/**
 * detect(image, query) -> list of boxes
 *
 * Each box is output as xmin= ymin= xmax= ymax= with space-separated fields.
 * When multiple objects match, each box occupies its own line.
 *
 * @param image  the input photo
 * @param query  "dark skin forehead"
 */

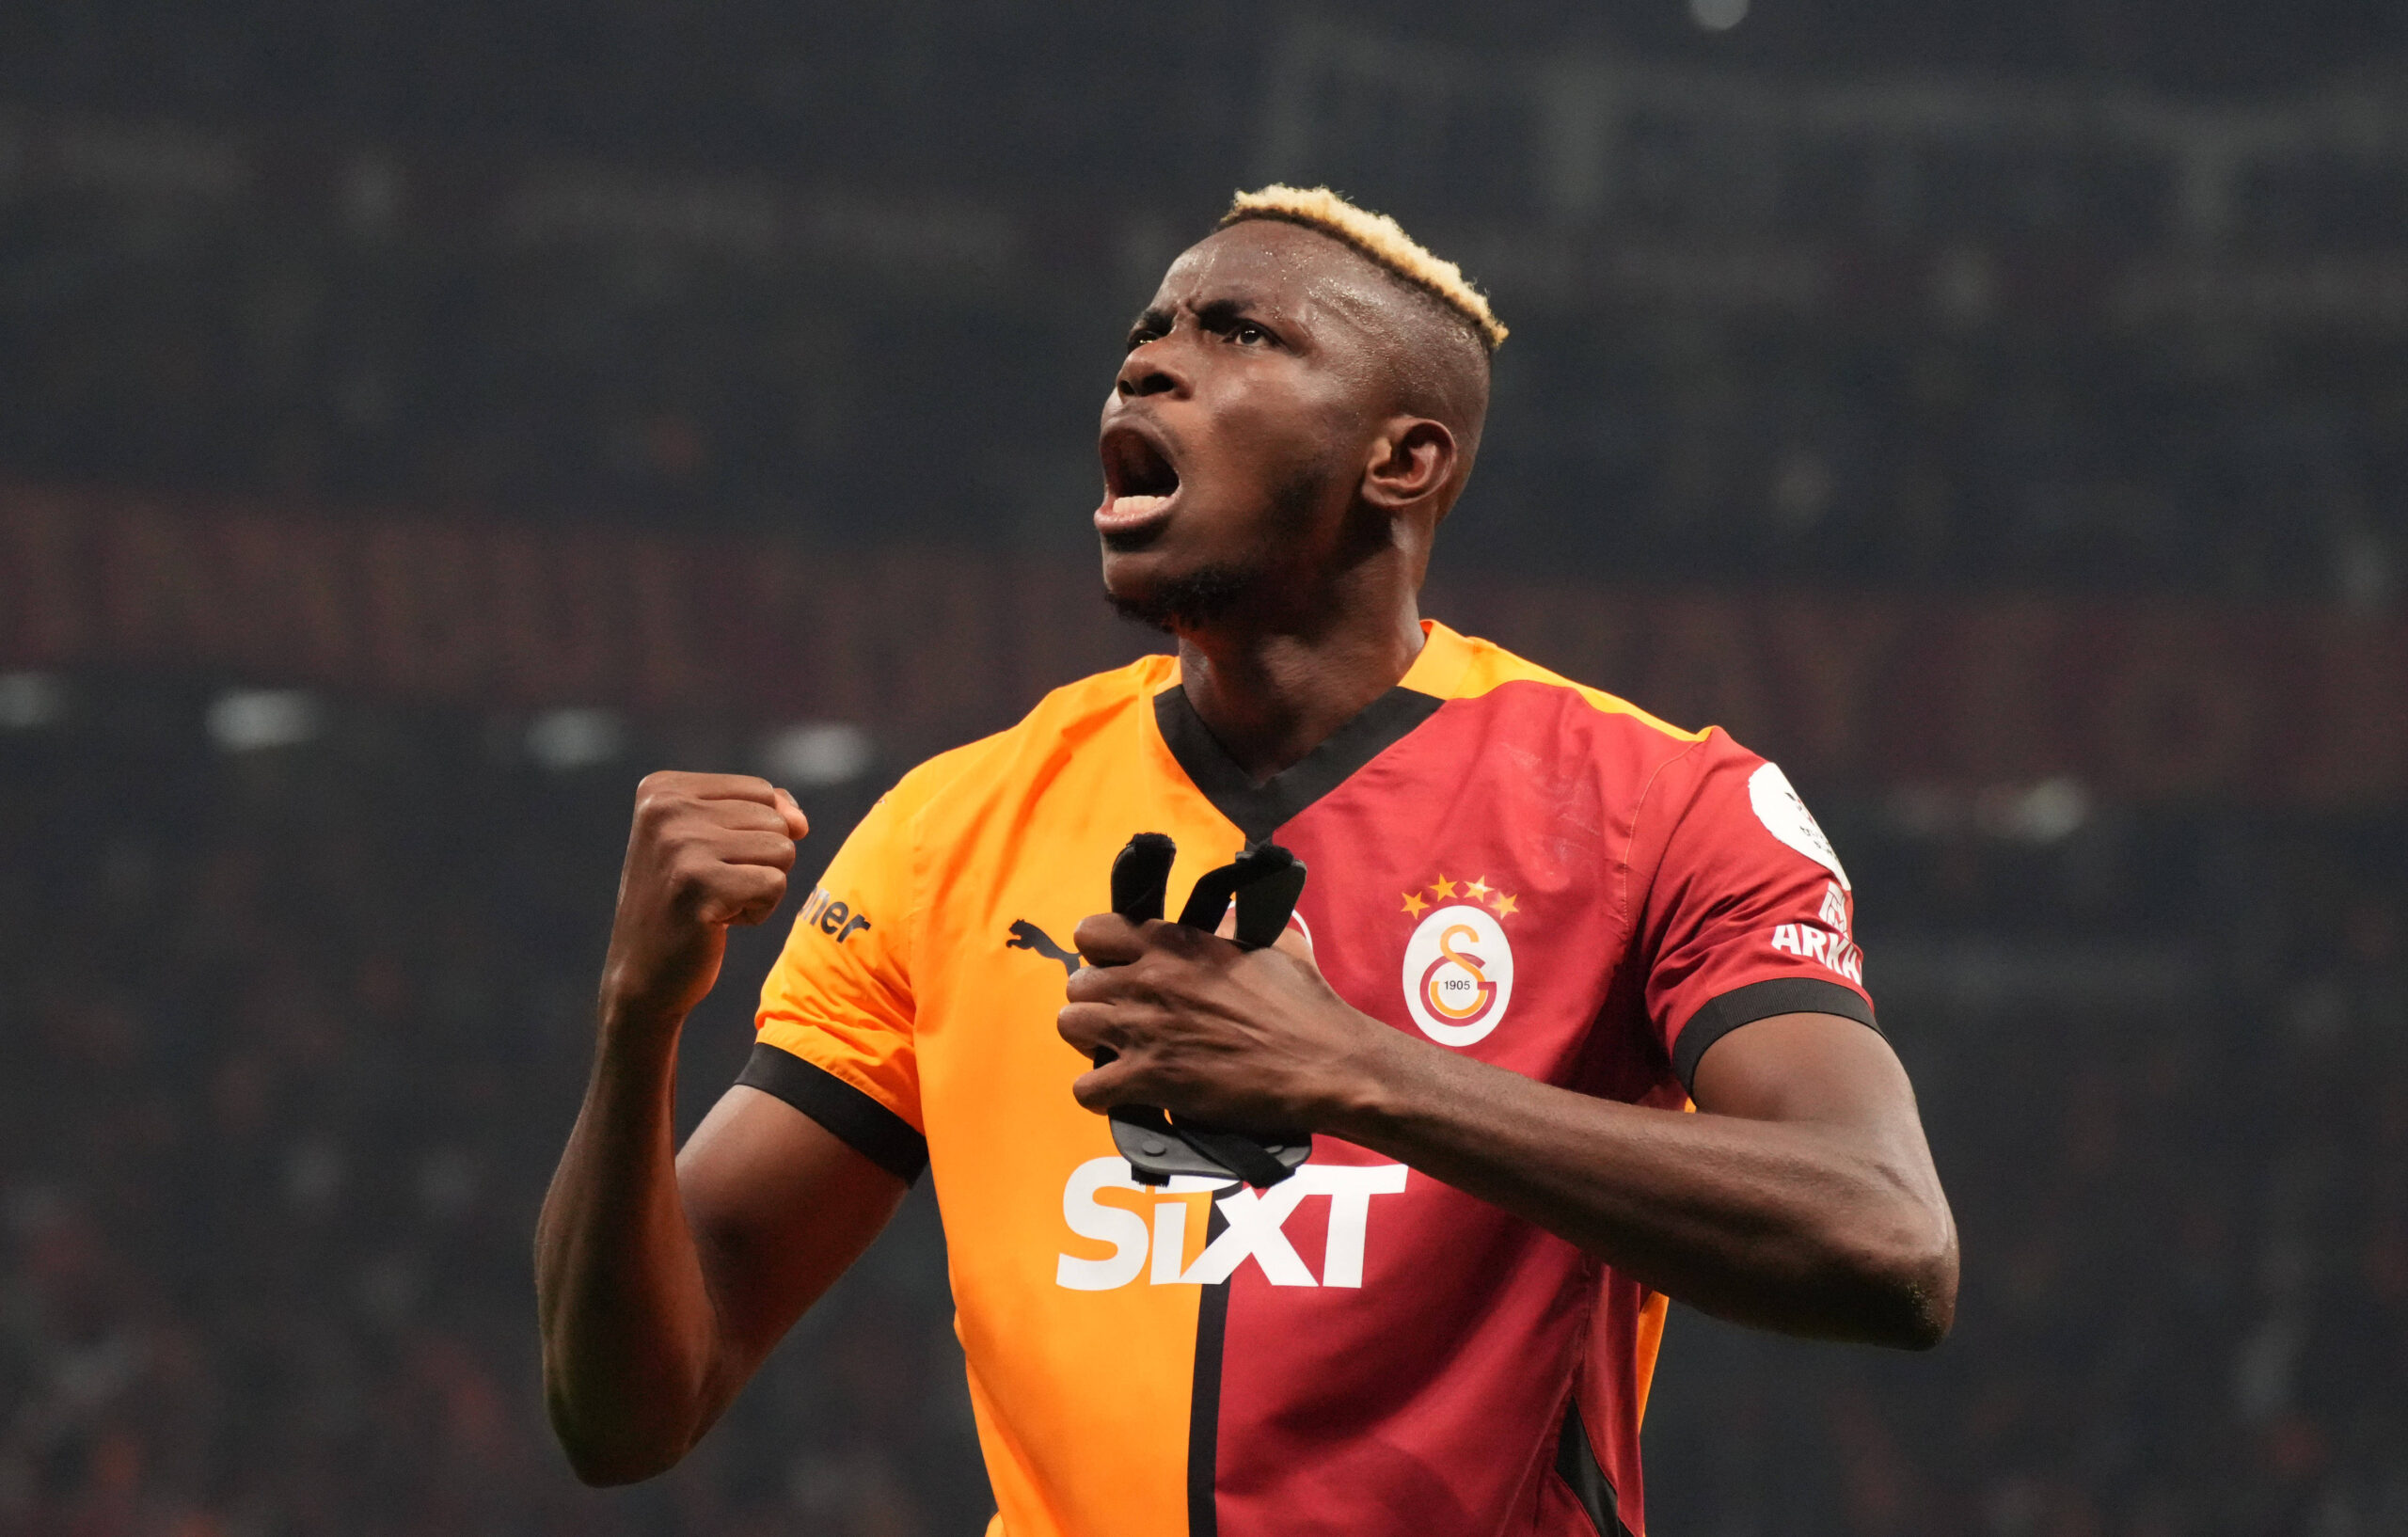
xmin=1131 ymin=219 xmax=1490 ymax=453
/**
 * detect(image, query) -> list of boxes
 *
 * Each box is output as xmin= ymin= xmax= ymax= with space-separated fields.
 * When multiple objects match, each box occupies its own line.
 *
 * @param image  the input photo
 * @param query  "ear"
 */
xmin=1359 ymin=418 xmax=1457 ymax=514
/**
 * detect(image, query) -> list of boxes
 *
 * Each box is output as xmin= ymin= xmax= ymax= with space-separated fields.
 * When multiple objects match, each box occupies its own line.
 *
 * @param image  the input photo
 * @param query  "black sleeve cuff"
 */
xmin=1671 ymin=977 xmax=1881 ymax=1094
xmin=737 ymin=1041 xmax=927 ymax=1186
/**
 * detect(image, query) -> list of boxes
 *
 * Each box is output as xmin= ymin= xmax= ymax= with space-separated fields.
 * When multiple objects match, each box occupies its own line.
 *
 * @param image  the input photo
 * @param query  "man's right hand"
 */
xmin=599 ymin=771 xmax=809 ymax=1032
xmin=544 ymin=770 xmax=893 ymax=1487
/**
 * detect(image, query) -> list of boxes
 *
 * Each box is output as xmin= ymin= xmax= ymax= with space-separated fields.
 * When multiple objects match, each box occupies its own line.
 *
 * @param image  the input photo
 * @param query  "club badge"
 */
xmin=1398 ymin=875 xmax=1517 ymax=1046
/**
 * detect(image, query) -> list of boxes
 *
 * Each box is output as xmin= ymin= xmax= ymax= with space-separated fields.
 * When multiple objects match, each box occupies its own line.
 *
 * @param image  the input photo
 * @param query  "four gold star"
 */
xmin=1402 ymin=876 xmax=1518 ymax=921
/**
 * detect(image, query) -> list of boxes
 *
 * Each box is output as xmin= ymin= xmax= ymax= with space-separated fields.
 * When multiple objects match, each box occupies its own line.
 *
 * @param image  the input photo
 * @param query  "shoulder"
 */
xmin=1429 ymin=624 xmax=1722 ymax=787
xmin=1439 ymin=626 xmax=1706 ymax=743
xmin=872 ymin=652 xmax=1179 ymax=832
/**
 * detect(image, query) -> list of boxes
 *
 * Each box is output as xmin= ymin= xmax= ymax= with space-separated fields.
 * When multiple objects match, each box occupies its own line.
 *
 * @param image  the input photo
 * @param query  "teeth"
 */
xmin=1110 ymin=494 xmax=1171 ymax=518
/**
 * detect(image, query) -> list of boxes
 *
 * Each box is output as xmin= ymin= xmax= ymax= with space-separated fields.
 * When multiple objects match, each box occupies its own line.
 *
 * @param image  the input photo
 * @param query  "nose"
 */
xmin=1114 ymin=336 xmax=1188 ymax=401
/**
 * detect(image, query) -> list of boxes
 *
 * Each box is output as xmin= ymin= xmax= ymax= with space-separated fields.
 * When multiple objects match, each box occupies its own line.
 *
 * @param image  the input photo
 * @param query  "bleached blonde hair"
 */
xmin=1219 ymin=184 xmax=1507 ymax=353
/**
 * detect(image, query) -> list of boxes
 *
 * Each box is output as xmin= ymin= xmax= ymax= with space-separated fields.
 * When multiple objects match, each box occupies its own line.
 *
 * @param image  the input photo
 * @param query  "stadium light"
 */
xmin=0 ymin=672 xmax=66 ymax=730
xmin=526 ymin=707 xmax=627 ymax=771
xmin=759 ymin=721 xmax=875 ymax=787
xmin=206 ymin=689 xmax=322 ymax=753
xmin=1976 ymin=778 xmax=2092 ymax=844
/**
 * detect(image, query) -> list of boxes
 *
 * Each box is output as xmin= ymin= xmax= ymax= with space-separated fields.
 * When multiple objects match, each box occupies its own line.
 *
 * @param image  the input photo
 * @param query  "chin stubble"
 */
xmin=1104 ymin=563 xmax=1256 ymax=634
xmin=1102 ymin=461 xmax=1330 ymax=635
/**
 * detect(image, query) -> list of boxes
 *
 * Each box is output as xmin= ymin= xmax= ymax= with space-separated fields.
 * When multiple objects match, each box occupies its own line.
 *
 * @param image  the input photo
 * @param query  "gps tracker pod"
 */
xmin=1090 ymin=833 xmax=1313 ymax=1188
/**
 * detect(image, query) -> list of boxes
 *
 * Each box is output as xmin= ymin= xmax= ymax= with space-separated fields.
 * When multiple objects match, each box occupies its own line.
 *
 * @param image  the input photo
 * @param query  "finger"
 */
xmin=713 ymin=830 xmax=800 ymax=870
xmin=639 ymin=769 xmax=780 ymax=807
xmin=729 ymin=890 xmax=786 ymax=927
xmin=1063 ymin=963 xmax=1125 ymax=1004
xmin=1071 ymin=912 xmax=1146 ymax=965
xmin=1069 ymin=1058 xmax=1139 ymax=1113
xmin=699 ymin=864 xmax=786 ymax=925
xmin=688 ymin=772 xmax=783 ymax=804
xmin=690 ymin=800 xmax=794 ymax=836
xmin=772 ymin=786 xmax=810 ymax=841
xmin=1055 ymin=1001 xmax=1115 ymax=1056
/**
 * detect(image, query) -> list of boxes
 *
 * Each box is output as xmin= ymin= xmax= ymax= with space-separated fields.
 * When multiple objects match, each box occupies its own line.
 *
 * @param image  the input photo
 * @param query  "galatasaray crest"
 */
xmin=1398 ymin=875 xmax=1518 ymax=1046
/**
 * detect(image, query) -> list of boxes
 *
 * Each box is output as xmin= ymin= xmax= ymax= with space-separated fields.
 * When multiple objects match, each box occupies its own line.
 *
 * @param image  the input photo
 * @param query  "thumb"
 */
xmin=772 ymin=786 xmax=810 ymax=841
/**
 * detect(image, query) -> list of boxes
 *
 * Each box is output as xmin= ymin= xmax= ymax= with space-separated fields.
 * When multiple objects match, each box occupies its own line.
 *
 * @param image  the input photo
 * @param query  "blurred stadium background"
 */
xmin=3 ymin=3 xmax=2406 ymax=1533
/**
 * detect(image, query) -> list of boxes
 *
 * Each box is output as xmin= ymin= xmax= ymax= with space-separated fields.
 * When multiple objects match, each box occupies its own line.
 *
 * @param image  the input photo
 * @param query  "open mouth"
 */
xmin=1097 ymin=421 xmax=1182 ymax=531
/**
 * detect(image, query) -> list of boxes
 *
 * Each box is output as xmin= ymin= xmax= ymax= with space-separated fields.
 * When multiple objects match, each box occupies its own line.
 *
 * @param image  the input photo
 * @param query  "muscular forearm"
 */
xmin=1058 ymin=920 xmax=1957 ymax=1347
xmin=1317 ymin=1025 xmax=1956 ymax=1348
xmin=535 ymin=1009 xmax=726 ymax=1484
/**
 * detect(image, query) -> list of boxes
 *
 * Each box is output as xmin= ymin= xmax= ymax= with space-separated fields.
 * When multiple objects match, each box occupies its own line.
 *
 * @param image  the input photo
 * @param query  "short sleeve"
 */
xmin=1634 ymin=735 xmax=1879 ymax=1093
xmin=743 ymin=787 xmax=927 ymax=1183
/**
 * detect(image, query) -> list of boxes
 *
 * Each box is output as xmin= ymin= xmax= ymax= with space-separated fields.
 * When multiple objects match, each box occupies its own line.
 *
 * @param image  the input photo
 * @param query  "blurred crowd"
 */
xmin=0 ymin=675 xmax=2401 ymax=1536
xmin=4 ymin=0 xmax=2405 ymax=604
xmin=0 ymin=680 xmax=983 ymax=1537
xmin=0 ymin=161 xmax=2400 ymax=601
xmin=1653 ymin=806 xmax=2408 ymax=1537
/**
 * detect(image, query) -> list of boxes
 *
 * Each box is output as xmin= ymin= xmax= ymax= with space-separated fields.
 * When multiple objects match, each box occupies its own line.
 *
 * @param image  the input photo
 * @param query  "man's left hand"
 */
xmin=1055 ymin=913 xmax=1391 ymax=1133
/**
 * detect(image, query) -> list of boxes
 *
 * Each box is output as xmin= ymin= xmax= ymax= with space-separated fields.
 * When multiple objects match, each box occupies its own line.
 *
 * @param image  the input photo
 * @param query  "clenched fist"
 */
xmin=599 ymin=771 xmax=809 ymax=1035
xmin=1056 ymin=913 xmax=1390 ymax=1137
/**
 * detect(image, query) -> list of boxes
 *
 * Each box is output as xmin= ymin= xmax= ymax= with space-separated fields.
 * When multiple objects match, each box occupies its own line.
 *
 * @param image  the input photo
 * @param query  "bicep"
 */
xmin=676 ymin=1084 xmax=909 ymax=1383
xmin=1687 ymin=1011 xmax=1927 ymax=1149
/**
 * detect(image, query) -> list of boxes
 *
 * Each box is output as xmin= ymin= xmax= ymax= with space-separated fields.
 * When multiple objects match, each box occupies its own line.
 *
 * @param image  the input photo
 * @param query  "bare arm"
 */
xmin=1058 ymin=919 xmax=1956 ymax=1349
xmin=534 ymin=772 xmax=907 ymax=1486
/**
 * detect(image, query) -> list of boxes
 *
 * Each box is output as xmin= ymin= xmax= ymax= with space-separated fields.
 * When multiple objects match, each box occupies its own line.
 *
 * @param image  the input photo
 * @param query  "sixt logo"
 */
xmin=1055 ymin=1157 xmax=1408 ymax=1291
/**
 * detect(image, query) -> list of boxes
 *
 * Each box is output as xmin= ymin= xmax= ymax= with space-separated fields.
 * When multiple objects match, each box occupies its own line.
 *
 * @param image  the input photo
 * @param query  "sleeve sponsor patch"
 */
xmin=1746 ymin=761 xmax=1850 ymax=891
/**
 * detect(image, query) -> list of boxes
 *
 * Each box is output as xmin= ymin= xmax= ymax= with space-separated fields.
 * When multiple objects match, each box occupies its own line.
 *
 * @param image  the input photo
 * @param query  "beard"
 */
xmin=1102 ymin=463 xmax=1331 ymax=635
xmin=1104 ymin=561 xmax=1259 ymax=634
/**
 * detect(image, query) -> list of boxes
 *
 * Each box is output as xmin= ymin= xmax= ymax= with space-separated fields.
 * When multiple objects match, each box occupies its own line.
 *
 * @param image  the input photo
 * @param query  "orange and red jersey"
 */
xmin=748 ymin=620 xmax=1877 ymax=1537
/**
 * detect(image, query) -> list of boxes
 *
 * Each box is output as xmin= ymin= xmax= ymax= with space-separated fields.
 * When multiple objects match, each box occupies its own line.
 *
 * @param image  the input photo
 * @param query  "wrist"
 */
xmin=1307 ymin=1016 xmax=1427 ymax=1144
xmin=594 ymin=988 xmax=689 ymax=1062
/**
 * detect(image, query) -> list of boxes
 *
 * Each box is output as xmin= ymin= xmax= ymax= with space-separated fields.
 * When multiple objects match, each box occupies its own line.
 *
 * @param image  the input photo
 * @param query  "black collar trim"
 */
xmin=1153 ymin=681 xmax=1446 ymax=844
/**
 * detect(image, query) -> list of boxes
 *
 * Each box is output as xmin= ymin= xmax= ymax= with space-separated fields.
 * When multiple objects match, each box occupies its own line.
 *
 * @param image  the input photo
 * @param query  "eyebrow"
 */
xmin=1127 ymin=294 xmax=1284 ymax=338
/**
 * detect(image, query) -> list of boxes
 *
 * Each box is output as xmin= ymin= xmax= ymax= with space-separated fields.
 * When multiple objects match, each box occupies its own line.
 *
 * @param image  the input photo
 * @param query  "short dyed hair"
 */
xmin=1219 ymin=184 xmax=1508 ymax=353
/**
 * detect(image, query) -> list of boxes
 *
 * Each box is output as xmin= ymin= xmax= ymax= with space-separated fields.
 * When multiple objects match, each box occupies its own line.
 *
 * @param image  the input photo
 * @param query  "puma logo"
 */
xmin=1006 ymin=920 xmax=1080 ymax=978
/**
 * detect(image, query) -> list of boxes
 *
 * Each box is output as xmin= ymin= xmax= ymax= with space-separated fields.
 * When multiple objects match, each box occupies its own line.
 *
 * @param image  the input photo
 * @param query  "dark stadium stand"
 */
xmin=2 ymin=10 xmax=2404 ymax=596
xmin=0 ymin=674 xmax=2400 ymax=1533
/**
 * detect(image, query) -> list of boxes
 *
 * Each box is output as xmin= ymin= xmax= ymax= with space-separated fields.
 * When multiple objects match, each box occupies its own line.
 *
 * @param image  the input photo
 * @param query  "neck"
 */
xmin=1174 ymin=584 xmax=1427 ymax=784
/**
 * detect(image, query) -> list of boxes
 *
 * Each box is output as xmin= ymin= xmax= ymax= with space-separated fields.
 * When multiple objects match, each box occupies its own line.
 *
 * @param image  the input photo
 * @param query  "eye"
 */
xmin=1230 ymin=323 xmax=1271 ymax=346
xmin=1125 ymin=326 xmax=1163 ymax=353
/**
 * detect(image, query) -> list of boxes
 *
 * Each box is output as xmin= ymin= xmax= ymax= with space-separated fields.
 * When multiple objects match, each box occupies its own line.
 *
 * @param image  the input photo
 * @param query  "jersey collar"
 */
xmin=1153 ymin=621 xmax=1466 ymax=845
